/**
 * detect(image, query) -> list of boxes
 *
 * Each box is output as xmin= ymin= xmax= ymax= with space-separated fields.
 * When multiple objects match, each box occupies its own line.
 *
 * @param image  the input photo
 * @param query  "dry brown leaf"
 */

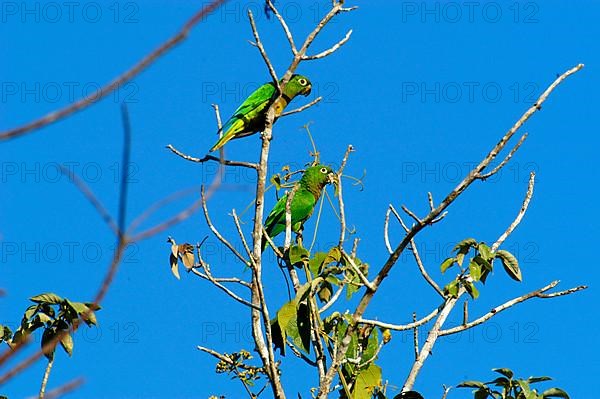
xmin=178 ymin=243 xmax=195 ymax=270
xmin=170 ymin=253 xmax=180 ymax=280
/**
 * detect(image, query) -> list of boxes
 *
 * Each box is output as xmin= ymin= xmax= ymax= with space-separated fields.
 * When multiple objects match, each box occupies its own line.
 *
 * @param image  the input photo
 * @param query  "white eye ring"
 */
xmin=299 ymin=78 xmax=308 ymax=86
xmin=320 ymin=167 xmax=328 ymax=173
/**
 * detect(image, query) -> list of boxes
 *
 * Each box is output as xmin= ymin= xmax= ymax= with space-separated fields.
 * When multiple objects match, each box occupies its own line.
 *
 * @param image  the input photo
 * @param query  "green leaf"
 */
xmin=0 ymin=325 xmax=12 ymax=342
xmin=492 ymin=368 xmax=514 ymax=379
xmin=275 ymin=301 xmax=311 ymax=354
xmin=480 ymin=269 xmax=491 ymax=285
xmin=36 ymin=313 xmax=53 ymax=325
xmin=317 ymin=282 xmax=333 ymax=303
xmin=495 ymin=250 xmax=522 ymax=282
xmin=469 ymin=261 xmax=482 ymax=281
xmin=361 ymin=329 xmax=380 ymax=366
xmin=478 ymin=242 xmax=493 ymax=261
xmin=474 ymin=255 xmax=493 ymax=272
xmin=325 ymin=247 xmax=342 ymax=265
xmin=270 ymin=318 xmax=285 ymax=355
xmin=270 ymin=174 xmax=282 ymax=190
xmin=486 ymin=377 xmax=510 ymax=387
xmin=457 ymin=381 xmax=487 ymax=389
xmin=541 ymin=388 xmax=570 ymax=398
xmin=352 ymin=364 xmax=382 ymax=399
xmin=440 ymin=257 xmax=456 ymax=273
xmin=289 ymin=245 xmax=310 ymax=267
xmin=41 ymin=328 xmax=56 ymax=360
xmin=325 ymin=275 xmax=341 ymax=286
xmin=291 ymin=303 xmax=311 ymax=354
xmin=517 ymin=379 xmax=532 ymax=396
xmin=23 ymin=304 xmax=38 ymax=321
xmin=444 ymin=279 xmax=460 ymax=298
xmin=59 ymin=332 xmax=73 ymax=356
xmin=454 ymin=238 xmax=477 ymax=267
xmin=465 ymin=281 xmax=480 ymax=299
xmin=309 ymin=252 xmax=327 ymax=276
xmin=475 ymin=389 xmax=491 ymax=399
xmin=527 ymin=377 xmax=552 ymax=384
xmin=454 ymin=238 xmax=478 ymax=252
xmin=30 ymin=293 xmax=63 ymax=305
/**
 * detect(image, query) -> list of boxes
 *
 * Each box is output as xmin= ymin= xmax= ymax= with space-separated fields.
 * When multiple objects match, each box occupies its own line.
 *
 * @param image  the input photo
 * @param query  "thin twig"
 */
xmin=201 ymin=187 xmax=249 ymax=265
xmin=166 ymin=144 xmax=258 ymax=169
xmin=342 ymin=250 xmax=374 ymax=291
xmin=128 ymin=186 xmax=200 ymax=233
xmin=0 ymin=0 xmax=228 ymax=141
xmin=391 ymin=205 xmax=444 ymax=297
xmin=58 ymin=165 xmax=119 ymax=235
xmin=191 ymin=269 xmax=258 ymax=309
xmin=280 ymin=96 xmax=323 ymax=117
xmin=267 ymin=0 xmax=297 ymax=54
xmin=38 ymin=358 xmax=54 ymax=399
xmin=232 ymin=209 xmax=255 ymax=263
xmin=359 ymin=306 xmax=440 ymax=331
xmin=439 ymin=281 xmax=587 ymax=336
xmin=492 ymin=172 xmax=536 ymax=252
xmin=248 ymin=10 xmax=280 ymax=88
xmin=478 ymin=133 xmax=528 ymax=180
xmin=384 ymin=208 xmax=393 ymax=255
xmin=302 ymin=30 xmax=353 ymax=60
xmin=412 ymin=312 xmax=419 ymax=361
xmin=318 ymin=64 xmax=584 ymax=398
xmin=43 ymin=377 xmax=85 ymax=399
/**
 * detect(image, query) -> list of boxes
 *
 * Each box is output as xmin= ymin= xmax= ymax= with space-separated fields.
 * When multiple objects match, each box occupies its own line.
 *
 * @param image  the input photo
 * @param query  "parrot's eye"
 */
xmin=320 ymin=167 xmax=328 ymax=174
xmin=298 ymin=78 xmax=308 ymax=86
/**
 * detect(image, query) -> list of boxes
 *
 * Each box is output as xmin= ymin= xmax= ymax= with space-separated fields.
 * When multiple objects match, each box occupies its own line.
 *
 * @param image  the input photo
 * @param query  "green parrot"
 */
xmin=210 ymin=74 xmax=312 ymax=152
xmin=262 ymin=164 xmax=336 ymax=252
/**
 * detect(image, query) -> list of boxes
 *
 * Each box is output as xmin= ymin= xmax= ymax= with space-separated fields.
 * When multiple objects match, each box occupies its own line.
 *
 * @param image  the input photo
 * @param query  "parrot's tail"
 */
xmin=209 ymin=133 xmax=232 ymax=152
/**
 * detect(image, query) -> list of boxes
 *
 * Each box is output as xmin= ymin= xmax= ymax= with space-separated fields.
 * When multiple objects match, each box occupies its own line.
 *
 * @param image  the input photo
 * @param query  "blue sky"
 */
xmin=1 ymin=0 xmax=598 ymax=398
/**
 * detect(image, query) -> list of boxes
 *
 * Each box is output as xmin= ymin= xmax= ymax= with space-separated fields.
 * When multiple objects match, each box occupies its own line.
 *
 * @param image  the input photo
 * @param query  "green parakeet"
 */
xmin=210 ymin=74 xmax=312 ymax=152
xmin=262 ymin=165 xmax=336 ymax=252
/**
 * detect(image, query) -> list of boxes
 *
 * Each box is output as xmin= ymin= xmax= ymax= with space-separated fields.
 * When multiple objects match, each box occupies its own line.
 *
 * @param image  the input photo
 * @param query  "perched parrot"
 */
xmin=262 ymin=165 xmax=336 ymax=251
xmin=210 ymin=74 xmax=312 ymax=152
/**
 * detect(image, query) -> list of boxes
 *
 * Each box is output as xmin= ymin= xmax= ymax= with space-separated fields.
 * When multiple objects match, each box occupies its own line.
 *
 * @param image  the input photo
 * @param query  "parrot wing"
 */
xmin=210 ymin=83 xmax=276 ymax=152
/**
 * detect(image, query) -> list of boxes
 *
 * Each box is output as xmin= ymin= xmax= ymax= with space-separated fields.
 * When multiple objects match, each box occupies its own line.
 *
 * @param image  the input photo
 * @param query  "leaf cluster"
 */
xmin=458 ymin=368 xmax=570 ymax=399
xmin=441 ymin=239 xmax=522 ymax=300
xmin=0 ymin=293 xmax=100 ymax=360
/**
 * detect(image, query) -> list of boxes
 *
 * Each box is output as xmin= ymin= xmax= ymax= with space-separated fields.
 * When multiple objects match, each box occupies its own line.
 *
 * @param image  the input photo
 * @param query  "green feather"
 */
xmin=262 ymin=165 xmax=335 ymax=252
xmin=210 ymin=74 xmax=312 ymax=152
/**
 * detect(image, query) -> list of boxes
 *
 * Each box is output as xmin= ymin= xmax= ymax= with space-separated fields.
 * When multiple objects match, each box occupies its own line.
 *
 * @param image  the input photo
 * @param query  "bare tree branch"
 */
xmin=492 ymin=172 xmax=536 ymax=252
xmin=0 ymin=0 xmax=228 ymax=141
xmin=280 ymin=96 xmax=323 ymax=117
xmin=166 ymin=144 xmax=258 ymax=169
xmin=439 ymin=281 xmax=587 ymax=336
xmin=317 ymin=64 xmax=585 ymax=398
xmin=302 ymin=30 xmax=353 ymax=60
xmin=479 ymin=132 xmax=528 ymax=180
xmin=359 ymin=306 xmax=440 ymax=331
xmin=248 ymin=10 xmax=280 ymax=88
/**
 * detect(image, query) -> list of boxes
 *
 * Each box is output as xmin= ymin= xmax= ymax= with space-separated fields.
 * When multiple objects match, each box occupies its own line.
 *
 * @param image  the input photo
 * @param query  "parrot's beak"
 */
xmin=328 ymin=172 xmax=339 ymax=188
xmin=330 ymin=173 xmax=340 ymax=196
xmin=303 ymin=84 xmax=312 ymax=96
